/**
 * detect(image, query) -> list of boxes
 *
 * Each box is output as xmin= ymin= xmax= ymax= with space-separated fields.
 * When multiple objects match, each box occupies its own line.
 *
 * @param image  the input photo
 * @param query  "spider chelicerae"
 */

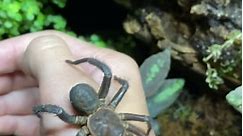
xmin=33 ymin=58 xmax=151 ymax=136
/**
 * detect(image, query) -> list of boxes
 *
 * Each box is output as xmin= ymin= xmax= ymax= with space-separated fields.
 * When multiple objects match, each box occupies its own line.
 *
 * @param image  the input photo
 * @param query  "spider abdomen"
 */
xmin=88 ymin=108 xmax=125 ymax=136
xmin=70 ymin=83 xmax=100 ymax=114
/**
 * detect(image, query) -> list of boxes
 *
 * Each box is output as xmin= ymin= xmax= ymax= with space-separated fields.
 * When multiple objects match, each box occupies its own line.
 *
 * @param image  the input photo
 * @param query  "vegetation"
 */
xmin=226 ymin=86 xmax=242 ymax=113
xmin=203 ymin=30 xmax=242 ymax=89
xmin=0 ymin=0 xmax=137 ymax=54
xmin=140 ymin=48 xmax=185 ymax=135
xmin=0 ymin=0 xmax=68 ymax=39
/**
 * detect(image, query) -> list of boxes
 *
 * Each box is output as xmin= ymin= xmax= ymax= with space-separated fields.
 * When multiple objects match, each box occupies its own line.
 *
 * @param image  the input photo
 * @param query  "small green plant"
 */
xmin=226 ymin=86 xmax=242 ymax=113
xmin=79 ymin=34 xmax=136 ymax=55
xmin=140 ymin=48 xmax=185 ymax=135
xmin=0 ymin=1 xmax=137 ymax=54
xmin=0 ymin=0 xmax=67 ymax=39
xmin=80 ymin=34 xmax=111 ymax=48
xmin=203 ymin=30 xmax=242 ymax=89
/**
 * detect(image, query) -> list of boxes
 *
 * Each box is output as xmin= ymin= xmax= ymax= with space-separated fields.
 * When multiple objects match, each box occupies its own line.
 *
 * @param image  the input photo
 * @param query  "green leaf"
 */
xmin=205 ymin=66 xmax=224 ymax=90
xmin=140 ymin=48 xmax=171 ymax=97
xmin=0 ymin=10 xmax=7 ymax=18
xmin=147 ymin=79 xmax=185 ymax=117
xmin=0 ymin=0 xmax=68 ymax=39
xmin=226 ymin=30 xmax=242 ymax=40
xmin=150 ymin=119 xmax=161 ymax=136
xmin=7 ymin=1 xmax=21 ymax=13
xmin=22 ymin=0 xmax=41 ymax=21
xmin=4 ymin=21 xmax=12 ymax=28
xmin=46 ymin=15 xmax=66 ymax=30
xmin=6 ymin=1 xmax=21 ymax=19
xmin=31 ymin=13 xmax=45 ymax=31
xmin=89 ymin=34 xmax=108 ymax=48
xmin=90 ymin=34 xmax=101 ymax=42
xmin=51 ymin=0 xmax=67 ymax=8
xmin=226 ymin=86 xmax=242 ymax=113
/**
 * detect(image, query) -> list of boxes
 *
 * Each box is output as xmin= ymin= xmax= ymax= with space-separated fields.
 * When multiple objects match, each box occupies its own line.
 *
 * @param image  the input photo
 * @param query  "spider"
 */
xmin=33 ymin=58 xmax=151 ymax=136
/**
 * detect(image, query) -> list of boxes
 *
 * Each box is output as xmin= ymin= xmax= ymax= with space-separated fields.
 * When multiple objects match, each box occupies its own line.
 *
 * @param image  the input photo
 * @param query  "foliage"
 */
xmin=0 ymin=0 xmax=67 ymax=39
xmin=140 ymin=48 xmax=185 ymax=135
xmin=226 ymin=86 xmax=242 ymax=113
xmin=158 ymin=94 xmax=242 ymax=136
xmin=203 ymin=30 xmax=242 ymax=89
xmin=79 ymin=34 xmax=136 ymax=56
xmin=88 ymin=34 xmax=108 ymax=48
xmin=50 ymin=0 xmax=67 ymax=8
xmin=0 ymin=0 xmax=137 ymax=54
xmin=77 ymin=34 xmax=109 ymax=48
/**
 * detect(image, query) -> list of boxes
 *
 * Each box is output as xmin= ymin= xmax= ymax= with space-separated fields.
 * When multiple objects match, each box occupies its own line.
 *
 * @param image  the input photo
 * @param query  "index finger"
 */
xmin=0 ymin=30 xmax=91 ymax=74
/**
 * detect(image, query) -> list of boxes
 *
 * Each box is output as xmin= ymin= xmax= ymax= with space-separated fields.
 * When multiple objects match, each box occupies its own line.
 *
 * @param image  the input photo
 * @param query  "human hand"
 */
xmin=0 ymin=30 xmax=152 ymax=136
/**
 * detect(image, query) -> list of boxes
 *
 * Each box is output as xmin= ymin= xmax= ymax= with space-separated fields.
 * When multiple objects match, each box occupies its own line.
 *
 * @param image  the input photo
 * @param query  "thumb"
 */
xmin=22 ymin=35 xmax=98 ymax=135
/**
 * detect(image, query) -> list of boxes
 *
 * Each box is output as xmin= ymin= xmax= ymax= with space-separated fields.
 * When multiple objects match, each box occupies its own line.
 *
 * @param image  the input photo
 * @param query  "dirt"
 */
xmin=157 ymin=91 xmax=242 ymax=136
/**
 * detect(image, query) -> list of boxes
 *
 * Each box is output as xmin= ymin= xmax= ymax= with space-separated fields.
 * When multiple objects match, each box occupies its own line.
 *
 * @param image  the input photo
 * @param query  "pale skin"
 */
xmin=0 ymin=30 xmax=154 ymax=136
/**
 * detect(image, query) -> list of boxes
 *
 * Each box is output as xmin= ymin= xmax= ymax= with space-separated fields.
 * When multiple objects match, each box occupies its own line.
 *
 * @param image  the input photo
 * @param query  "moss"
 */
xmin=0 ymin=0 xmax=67 ymax=39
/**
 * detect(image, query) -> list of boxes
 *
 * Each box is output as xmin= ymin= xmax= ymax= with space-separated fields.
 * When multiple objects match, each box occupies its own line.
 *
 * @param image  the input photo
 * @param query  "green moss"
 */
xmin=0 ymin=0 xmax=67 ymax=39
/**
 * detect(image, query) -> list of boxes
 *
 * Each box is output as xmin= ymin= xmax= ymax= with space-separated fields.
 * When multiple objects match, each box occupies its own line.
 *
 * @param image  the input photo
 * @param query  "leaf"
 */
xmin=147 ymin=79 xmax=185 ymax=117
xmin=226 ymin=86 xmax=242 ymax=113
xmin=150 ymin=119 xmax=161 ymax=136
xmin=46 ymin=15 xmax=66 ymax=30
xmin=31 ymin=13 xmax=45 ymax=31
xmin=51 ymin=0 xmax=67 ymax=8
xmin=6 ymin=1 xmax=21 ymax=17
xmin=89 ymin=34 xmax=108 ymax=48
xmin=22 ymin=0 xmax=41 ymax=21
xmin=140 ymin=48 xmax=171 ymax=97
xmin=4 ymin=21 xmax=12 ymax=28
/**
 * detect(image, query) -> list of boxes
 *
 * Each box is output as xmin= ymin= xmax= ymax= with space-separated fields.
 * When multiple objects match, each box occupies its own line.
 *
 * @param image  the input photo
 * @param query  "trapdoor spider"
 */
xmin=33 ymin=58 xmax=151 ymax=136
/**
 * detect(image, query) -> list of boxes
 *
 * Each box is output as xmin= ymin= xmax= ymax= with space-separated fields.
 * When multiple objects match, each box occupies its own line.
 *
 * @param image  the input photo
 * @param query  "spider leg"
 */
xmin=119 ymin=113 xmax=152 ymax=135
xmin=76 ymin=126 xmax=89 ymax=136
xmin=66 ymin=58 xmax=112 ymax=99
xmin=109 ymin=76 xmax=129 ymax=108
xmin=33 ymin=104 xmax=87 ymax=125
xmin=123 ymin=122 xmax=147 ymax=136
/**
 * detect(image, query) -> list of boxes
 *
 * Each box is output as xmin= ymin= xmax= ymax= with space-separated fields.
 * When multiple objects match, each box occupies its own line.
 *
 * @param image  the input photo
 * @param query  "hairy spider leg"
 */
xmin=109 ymin=76 xmax=129 ymax=108
xmin=119 ymin=113 xmax=152 ymax=135
xmin=33 ymin=104 xmax=87 ymax=125
xmin=76 ymin=126 xmax=89 ymax=136
xmin=123 ymin=122 xmax=147 ymax=136
xmin=66 ymin=58 xmax=112 ymax=99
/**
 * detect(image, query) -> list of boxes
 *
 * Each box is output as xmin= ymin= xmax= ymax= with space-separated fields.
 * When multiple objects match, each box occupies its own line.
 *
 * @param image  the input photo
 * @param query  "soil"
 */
xmin=157 ymin=90 xmax=242 ymax=136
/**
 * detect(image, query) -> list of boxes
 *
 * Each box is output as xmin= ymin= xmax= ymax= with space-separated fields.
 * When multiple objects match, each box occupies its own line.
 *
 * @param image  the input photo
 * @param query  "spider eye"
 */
xmin=70 ymin=83 xmax=99 ymax=114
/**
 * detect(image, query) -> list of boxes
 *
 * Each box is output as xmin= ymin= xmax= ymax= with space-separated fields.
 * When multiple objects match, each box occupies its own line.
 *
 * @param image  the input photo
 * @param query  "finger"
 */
xmin=23 ymin=35 xmax=147 ymax=113
xmin=0 ymin=72 xmax=37 ymax=95
xmin=0 ymin=30 xmax=93 ymax=74
xmin=23 ymin=35 xmax=99 ymax=133
xmin=22 ymin=32 xmax=149 ymax=132
xmin=1 ymin=31 xmax=151 ymax=134
xmin=0 ymin=115 xmax=40 ymax=136
xmin=0 ymin=87 xmax=39 ymax=116
xmin=42 ymin=128 xmax=79 ymax=136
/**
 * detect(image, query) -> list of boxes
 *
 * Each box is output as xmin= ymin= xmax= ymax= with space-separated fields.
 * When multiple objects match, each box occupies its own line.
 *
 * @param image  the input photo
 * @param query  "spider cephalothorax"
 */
xmin=33 ymin=58 xmax=151 ymax=136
